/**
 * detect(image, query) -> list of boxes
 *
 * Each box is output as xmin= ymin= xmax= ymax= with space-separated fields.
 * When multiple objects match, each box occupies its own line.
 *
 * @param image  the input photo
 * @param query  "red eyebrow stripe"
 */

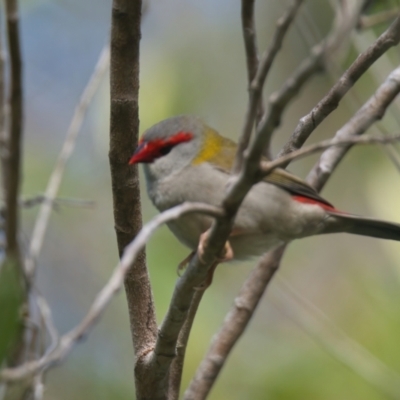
xmin=165 ymin=131 xmax=193 ymax=145
xmin=292 ymin=195 xmax=337 ymax=211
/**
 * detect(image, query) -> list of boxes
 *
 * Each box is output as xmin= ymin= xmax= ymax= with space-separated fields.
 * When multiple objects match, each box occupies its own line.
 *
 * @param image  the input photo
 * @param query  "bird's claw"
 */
xmin=197 ymin=230 xmax=234 ymax=264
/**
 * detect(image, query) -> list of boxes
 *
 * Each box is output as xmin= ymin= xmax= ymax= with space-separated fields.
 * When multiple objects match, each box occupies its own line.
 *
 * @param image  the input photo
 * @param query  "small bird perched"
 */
xmin=129 ymin=115 xmax=400 ymax=267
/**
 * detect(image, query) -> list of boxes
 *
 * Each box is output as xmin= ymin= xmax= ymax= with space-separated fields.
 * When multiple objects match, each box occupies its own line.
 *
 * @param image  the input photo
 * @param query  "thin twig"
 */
xmin=307 ymin=65 xmax=400 ymax=191
xmin=260 ymin=133 xmax=400 ymax=178
xmin=241 ymin=0 xmax=264 ymax=124
xmin=234 ymin=0 xmax=304 ymax=172
xmin=25 ymin=45 xmax=109 ymax=280
xmin=0 ymin=202 xmax=223 ymax=382
xmin=245 ymin=1 xmax=364 ymax=172
xmin=279 ymin=14 xmax=400 ymax=158
xmin=358 ymin=8 xmax=400 ymax=30
xmin=22 ymin=196 xmax=94 ymax=210
xmin=169 ymin=290 xmax=205 ymax=400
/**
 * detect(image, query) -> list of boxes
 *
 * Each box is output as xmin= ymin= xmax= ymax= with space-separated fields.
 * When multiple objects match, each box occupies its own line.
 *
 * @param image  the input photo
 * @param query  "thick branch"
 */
xmin=4 ymin=0 xmax=22 ymax=257
xmin=0 ymin=10 xmax=6 ymax=190
xmin=109 ymin=1 xmax=158 ymax=398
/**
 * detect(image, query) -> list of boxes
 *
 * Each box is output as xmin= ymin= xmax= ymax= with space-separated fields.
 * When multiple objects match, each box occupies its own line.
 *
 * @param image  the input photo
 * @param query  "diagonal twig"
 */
xmin=234 ymin=0 xmax=304 ymax=172
xmin=25 ymin=45 xmax=109 ymax=280
xmin=279 ymin=13 xmax=400 ymax=158
xmin=307 ymin=65 xmax=400 ymax=190
xmin=0 ymin=202 xmax=223 ymax=382
xmin=259 ymin=132 xmax=400 ymax=178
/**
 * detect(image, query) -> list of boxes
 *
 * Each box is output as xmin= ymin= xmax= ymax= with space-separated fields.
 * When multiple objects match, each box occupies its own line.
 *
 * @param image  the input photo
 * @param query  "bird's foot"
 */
xmin=197 ymin=230 xmax=234 ymax=264
xmin=192 ymin=230 xmax=234 ymax=290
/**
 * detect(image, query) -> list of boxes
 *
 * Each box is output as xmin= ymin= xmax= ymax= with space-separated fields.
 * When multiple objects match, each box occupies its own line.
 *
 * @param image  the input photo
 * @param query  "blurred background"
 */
xmin=4 ymin=0 xmax=400 ymax=398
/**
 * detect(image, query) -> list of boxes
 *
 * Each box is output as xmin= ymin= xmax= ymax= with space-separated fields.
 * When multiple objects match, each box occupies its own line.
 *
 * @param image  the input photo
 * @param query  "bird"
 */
xmin=129 ymin=115 xmax=400 ymax=279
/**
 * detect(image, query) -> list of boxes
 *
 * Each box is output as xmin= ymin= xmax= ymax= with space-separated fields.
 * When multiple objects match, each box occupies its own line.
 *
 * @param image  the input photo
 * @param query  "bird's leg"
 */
xmin=177 ymin=251 xmax=195 ymax=276
xmin=197 ymin=229 xmax=234 ymax=264
xmin=192 ymin=229 xmax=235 ymax=290
xmin=178 ymin=229 xmax=236 ymax=289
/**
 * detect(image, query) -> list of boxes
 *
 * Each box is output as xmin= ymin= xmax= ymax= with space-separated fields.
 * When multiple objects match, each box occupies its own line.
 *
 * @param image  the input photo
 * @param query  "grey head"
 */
xmin=130 ymin=115 xmax=205 ymax=185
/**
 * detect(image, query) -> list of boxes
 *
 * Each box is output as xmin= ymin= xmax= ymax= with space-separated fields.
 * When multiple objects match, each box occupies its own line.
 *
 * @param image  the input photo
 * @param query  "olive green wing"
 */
xmin=202 ymin=129 xmax=333 ymax=207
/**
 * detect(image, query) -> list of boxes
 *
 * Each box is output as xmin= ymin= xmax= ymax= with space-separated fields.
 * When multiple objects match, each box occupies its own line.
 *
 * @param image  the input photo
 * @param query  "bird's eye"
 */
xmin=159 ymin=145 xmax=174 ymax=156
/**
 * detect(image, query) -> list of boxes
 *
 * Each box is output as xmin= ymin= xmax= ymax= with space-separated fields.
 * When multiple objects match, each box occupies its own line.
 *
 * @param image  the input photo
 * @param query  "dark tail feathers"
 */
xmin=326 ymin=212 xmax=400 ymax=241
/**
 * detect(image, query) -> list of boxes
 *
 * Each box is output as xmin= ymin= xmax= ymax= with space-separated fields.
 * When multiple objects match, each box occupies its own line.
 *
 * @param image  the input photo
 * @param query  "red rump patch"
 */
xmin=129 ymin=131 xmax=193 ymax=164
xmin=292 ymin=195 xmax=337 ymax=212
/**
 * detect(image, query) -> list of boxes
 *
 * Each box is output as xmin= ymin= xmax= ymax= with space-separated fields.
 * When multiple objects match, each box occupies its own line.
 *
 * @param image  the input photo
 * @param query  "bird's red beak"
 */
xmin=129 ymin=141 xmax=151 ymax=164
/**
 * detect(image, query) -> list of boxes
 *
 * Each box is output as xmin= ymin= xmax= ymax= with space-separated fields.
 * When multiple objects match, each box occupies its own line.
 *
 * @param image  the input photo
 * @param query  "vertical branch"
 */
xmin=109 ymin=0 xmax=157 ymax=396
xmin=0 ymin=7 xmax=7 ymax=188
xmin=234 ymin=0 xmax=304 ymax=172
xmin=4 ymin=0 xmax=23 ymax=258
xmin=241 ymin=0 xmax=264 ymax=123
xmin=168 ymin=290 xmax=205 ymax=400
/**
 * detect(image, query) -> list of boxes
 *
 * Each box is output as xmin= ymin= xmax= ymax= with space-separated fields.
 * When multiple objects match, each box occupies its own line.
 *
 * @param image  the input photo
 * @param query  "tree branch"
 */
xmin=241 ymin=0 xmax=264 ymax=124
xmin=184 ymin=246 xmax=286 ymax=400
xmin=0 ymin=203 xmax=223 ymax=383
xmin=234 ymin=0 xmax=304 ymax=171
xmin=25 ymin=45 xmax=109 ymax=280
xmin=0 ymin=7 xmax=7 ymax=191
xmin=168 ymin=290 xmax=205 ymax=400
xmin=109 ymin=2 xmax=159 ymax=398
xmin=4 ymin=0 xmax=22 ymax=259
xmin=279 ymin=13 xmax=400 ymax=158
xmin=307 ymin=65 xmax=400 ymax=191
xmin=259 ymin=132 xmax=400 ymax=178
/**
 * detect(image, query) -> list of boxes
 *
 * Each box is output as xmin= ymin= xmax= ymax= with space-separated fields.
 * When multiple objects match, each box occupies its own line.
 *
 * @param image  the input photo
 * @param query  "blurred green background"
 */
xmin=7 ymin=0 xmax=400 ymax=398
